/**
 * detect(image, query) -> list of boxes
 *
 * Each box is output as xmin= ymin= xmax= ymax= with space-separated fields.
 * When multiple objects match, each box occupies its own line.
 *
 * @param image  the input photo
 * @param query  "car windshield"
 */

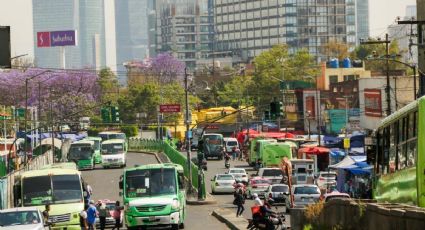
xmin=0 ymin=211 xmax=41 ymax=226
xmin=125 ymin=168 xmax=177 ymax=198
xmin=272 ymin=185 xmax=289 ymax=192
xmin=23 ymin=174 xmax=82 ymax=206
xmin=102 ymin=143 xmax=124 ymax=155
xmin=252 ymin=179 xmax=270 ymax=185
xmin=294 ymin=186 xmax=320 ymax=195
xmin=68 ymin=144 xmax=93 ymax=160
xmin=230 ymin=169 xmax=245 ymax=174
xmin=227 ymin=141 xmax=238 ymax=146
xmin=217 ymin=175 xmax=233 ymax=180
xmin=262 ymin=170 xmax=282 ymax=177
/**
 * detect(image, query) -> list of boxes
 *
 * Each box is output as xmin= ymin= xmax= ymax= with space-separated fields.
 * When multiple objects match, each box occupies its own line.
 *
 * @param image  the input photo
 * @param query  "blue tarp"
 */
xmin=330 ymin=149 xmax=346 ymax=158
xmin=324 ymin=136 xmax=342 ymax=148
xmin=350 ymin=135 xmax=365 ymax=148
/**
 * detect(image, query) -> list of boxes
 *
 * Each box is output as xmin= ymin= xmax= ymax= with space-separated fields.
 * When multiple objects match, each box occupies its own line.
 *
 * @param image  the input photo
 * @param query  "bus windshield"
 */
xmin=23 ymin=174 xmax=82 ymax=206
xmin=68 ymin=145 xmax=93 ymax=160
xmin=102 ymin=143 xmax=124 ymax=155
xmin=125 ymin=168 xmax=176 ymax=198
xmin=109 ymin=133 xmax=126 ymax=140
xmin=92 ymin=140 xmax=100 ymax=151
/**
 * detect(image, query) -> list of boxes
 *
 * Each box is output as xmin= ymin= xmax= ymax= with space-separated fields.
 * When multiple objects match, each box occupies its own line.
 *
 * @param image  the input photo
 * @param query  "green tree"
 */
xmin=98 ymin=68 xmax=119 ymax=104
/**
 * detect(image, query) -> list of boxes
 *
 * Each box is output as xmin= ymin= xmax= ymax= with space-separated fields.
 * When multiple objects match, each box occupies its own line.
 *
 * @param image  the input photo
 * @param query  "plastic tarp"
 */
xmin=324 ymin=136 xmax=342 ymax=148
xmin=329 ymin=155 xmax=355 ymax=169
xmin=330 ymin=149 xmax=346 ymax=158
xmin=38 ymin=138 xmax=62 ymax=150
xmin=350 ymin=135 xmax=365 ymax=148
xmin=298 ymin=146 xmax=330 ymax=155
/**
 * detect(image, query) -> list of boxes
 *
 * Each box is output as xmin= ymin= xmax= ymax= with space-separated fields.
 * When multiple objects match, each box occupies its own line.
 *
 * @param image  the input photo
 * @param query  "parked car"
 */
xmin=257 ymin=168 xmax=283 ymax=184
xmin=291 ymin=184 xmax=321 ymax=207
xmin=266 ymin=184 xmax=290 ymax=206
xmin=223 ymin=137 xmax=240 ymax=153
xmin=316 ymin=171 xmax=337 ymax=189
xmin=211 ymin=174 xmax=236 ymax=194
xmin=95 ymin=200 xmax=123 ymax=229
xmin=227 ymin=168 xmax=248 ymax=183
xmin=246 ymin=177 xmax=271 ymax=199
xmin=322 ymin=191 xmax=350 ymax=202
xmin=0 ymin=207 xmax=49 ymax=229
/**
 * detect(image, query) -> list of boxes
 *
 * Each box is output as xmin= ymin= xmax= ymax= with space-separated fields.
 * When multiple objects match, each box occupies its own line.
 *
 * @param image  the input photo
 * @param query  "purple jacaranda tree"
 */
xmin=0 ymin=68 xmax=100 ymax=121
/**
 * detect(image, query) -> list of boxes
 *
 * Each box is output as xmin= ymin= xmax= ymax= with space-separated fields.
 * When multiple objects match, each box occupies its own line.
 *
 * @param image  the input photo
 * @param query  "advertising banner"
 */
xmin=37 ymin=30 xmax=77 ymax=47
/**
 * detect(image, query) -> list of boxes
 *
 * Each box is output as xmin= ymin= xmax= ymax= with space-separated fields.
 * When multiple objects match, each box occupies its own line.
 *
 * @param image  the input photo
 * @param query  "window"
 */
xmin=329 ymin=75 xmax=338 ymax=84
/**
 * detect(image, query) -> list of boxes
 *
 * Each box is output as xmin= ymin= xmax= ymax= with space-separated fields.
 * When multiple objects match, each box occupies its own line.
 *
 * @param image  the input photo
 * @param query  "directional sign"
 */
xmin=159 ymin=104 xmax=181 ymax=113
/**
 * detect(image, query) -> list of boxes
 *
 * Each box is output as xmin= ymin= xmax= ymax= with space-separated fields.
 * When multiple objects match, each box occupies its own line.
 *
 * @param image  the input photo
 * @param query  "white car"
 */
xmin=223 ymin=137 xmax=240 ymax=153
xmin=292 ymin=184 xmax=321 ymax=207
xmin=316 ymin=171 xmax=337 ymax=189
xmin=257 ymin=168 xmax=283 ymax=184
xmin=0 ymin=207 xmax=49 ymax=229
xmin=266 ymin=184 xmax=290 ymax=206
xmin=228 ymin=168 xmax=248 ymax=183
xmin=211 ymin=174 xmax=236 ymax=194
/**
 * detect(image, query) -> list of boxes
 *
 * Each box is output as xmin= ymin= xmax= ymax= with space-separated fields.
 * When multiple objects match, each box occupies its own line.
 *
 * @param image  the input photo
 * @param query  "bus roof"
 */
xmin=379 ymin=98 xmax=419 ymax=128
xmin=20 ymin=167 xmax=81 ymax=178
xmin=102 ymin=139 xmax=126 ymax=144
xmin=41 ymin=162 xmax=78 ymax=170
xmin=99 ymin=131 xmax=125 ymax=135
xmin=125 ymin=163 xmax=182 ymax=172
xmin=72 ymin=140 xmax=94 ymax=145
xmin=85 ymin=136 xmax=102 ymax=141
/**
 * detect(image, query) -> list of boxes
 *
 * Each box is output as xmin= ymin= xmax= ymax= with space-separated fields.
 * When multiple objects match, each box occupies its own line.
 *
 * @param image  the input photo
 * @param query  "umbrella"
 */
xmin=298 ymin=146 xmax=330 ymax=155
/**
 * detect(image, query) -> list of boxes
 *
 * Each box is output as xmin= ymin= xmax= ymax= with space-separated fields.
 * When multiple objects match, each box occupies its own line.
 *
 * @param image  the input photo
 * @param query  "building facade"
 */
xmin=155 ymin=0 xmax=213 ymax=69
xmin=355 ymin=0 xmax=369 ymax=42
xmin=33 ymin=0 xmax=116 ymax=70
xmin=318 ymin=61 xmax=371 ymax=90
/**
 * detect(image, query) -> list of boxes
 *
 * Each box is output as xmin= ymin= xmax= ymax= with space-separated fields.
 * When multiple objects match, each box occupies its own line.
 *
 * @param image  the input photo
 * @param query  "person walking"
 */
xmin=80 ymin=205 xmax=89 ymax=230
xmin=86 ymin=200 xmax=98 ymax=230
xmin=112 ymin=201 xmax=123 ymax=230
xmin=42 ymin=204 xmax=50 ymax=224
xmin=235 ymin=189 xmax=245 ymax=217
xmin=97 ymin=200 xmax=109 ymax=230
xmin=231 ymin=147 xmax=237 ymax=161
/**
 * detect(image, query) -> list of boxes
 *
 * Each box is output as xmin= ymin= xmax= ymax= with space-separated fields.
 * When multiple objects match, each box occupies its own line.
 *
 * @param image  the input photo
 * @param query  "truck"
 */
xmin=14 ymin=166 xmax=85 ymax=229
xmin=248 ymin=138 xmax=277 ymax=166
xmin=119 ymin=163 xmax=186 ymax=230
xmin=262 ymin=142 xmax=292 ymax=168
xmin=67 ymin=140 xmax=96 ymax=170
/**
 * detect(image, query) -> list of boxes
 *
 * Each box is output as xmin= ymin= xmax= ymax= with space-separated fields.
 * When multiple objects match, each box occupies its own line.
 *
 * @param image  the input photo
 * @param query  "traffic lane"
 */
xmin=186 ymin=205 xmax=229 ymax=230
xmin=81 ymin=152 xmax=158 ymax=202
xmin=203 ymin=157 xmax=290 ymax=225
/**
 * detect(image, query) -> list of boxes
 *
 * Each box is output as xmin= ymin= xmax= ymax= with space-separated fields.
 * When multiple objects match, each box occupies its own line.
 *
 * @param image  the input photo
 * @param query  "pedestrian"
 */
xmin=80 ymin=205 xmax=89 ymax=230
xmin=42 ymin=204 xmax=50 ymax=224
xmin=86 ymin=200 xmax=98 ymax=230
xmin=231 ymin=147 xmax=237 ymax=161
xmin=235 ymin=189 xmax=245 ymax=217
xmin=112 ymin=201 xmax=123 ymax=230
xmin=252 ymin=193 xmax=263 ymax=206
xmin=97 ymin=200 xmax=109 ymax=230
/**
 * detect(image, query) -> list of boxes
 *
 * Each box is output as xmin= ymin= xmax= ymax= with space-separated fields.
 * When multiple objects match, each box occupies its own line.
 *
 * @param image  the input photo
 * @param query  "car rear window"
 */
xmin=294 ymin=186 xmax=320 ymax=194
xmin=326 ymin=195 xmax=350 ymax=202
xmin=217 ymin=175 xmax=234 ymax=180
xmin=321 ymin=173 xmax=336 ymax=178
xmin=272 ymin=186 xmax=289 ymax=192
xmin=230 ymin=169 xmax=245 ymax=174
xmin=227 ymin=141 xmax=238 ymax=146
xmin=252 ymin=179 xmax=270 ymax=184
xmin=261 ymin=169 xmax=282 ymax=177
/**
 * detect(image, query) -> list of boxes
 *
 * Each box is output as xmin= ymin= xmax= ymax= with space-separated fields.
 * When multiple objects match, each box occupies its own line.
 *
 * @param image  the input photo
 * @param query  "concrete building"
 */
xmin=318 ymin=61 xmax=371 ymax=90
xmin=32 ymin=0 xmax=117 ymax=71
xmin=355 ymin=0 xmax=369 ymax=42
xmin=358 ymin=76 xmax=416 ymax=131
xmin=155 ymin=0 xmax=213 ymax=69
xmin=388 ymin=5 xmax=418 ymax=65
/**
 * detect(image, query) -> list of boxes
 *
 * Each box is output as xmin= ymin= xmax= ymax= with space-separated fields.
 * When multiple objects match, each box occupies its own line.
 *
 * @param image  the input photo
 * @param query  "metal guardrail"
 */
xmin=129 ymin=138 xmax=206 ymax=199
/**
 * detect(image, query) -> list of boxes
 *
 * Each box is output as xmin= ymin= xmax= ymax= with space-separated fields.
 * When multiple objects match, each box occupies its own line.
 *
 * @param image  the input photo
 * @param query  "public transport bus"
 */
xmin=14 ymin=166 xmax=85 ymax=229
xmin=101 ymin=139 xmax=127 ymax=168
xmin=202 ymin=133 xmax=224 ymax=160
xmin=119 ymin=163 xmax=186 ymax=229
xmin=84 ymin=136 xmax=102 ymax=164
xmin=374 ymin=97 xmax=425 ymax=207
xmin=98 ymin=131 xmax=128 ymax=149
xmin=67 ymin=140 xmax=96 ymax=170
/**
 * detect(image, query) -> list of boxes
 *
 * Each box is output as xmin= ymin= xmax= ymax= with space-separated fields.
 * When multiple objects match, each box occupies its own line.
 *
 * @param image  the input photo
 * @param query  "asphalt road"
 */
xmin=81 ymin=152 xmax=227 ymax=229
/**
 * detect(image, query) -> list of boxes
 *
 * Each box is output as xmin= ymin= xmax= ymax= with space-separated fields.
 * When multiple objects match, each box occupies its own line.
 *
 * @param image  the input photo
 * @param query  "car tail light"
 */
xmin=319 ymin=178 xmax=325 ymax=181
xmin=252 ymin=185 xmax=257 ymax=188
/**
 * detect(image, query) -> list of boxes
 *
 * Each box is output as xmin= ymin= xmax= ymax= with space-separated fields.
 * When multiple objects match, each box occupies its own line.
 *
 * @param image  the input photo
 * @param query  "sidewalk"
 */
xmin=212 ymin=208 xmax=249 ymax=230
xmin=187 ymin=192 xmax=217 ymax=205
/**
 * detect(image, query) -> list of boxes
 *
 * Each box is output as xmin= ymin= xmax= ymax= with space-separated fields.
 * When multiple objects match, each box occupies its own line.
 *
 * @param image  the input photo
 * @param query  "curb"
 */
xmin=187 ymin=193 xmax=218 ymax=205
xmin=212 ymin=208 xmax=249 ymax=230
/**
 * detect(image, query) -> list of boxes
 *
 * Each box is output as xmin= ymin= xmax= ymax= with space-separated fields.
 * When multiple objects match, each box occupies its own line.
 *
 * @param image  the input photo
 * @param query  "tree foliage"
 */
xmin=322 ymin=39 xmax=349 ymax=60
xmin=98 ymin=68 xmax=119 ymax=104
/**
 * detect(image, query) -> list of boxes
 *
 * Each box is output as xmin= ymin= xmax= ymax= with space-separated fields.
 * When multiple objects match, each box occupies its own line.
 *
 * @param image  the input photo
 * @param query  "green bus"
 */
xmin=101 ymin=139 xmax=127 ymax=168
xmin=262 ymin=142 xmax=292 ymax=167
xmin=14 ymin=166 xmax=85 ymax=229
xmin=84 ymin=136 xmax=102 ymax=164
xmin=248 ymin=138 xmax=277 ymax=166
xmin=68 ymin=140 xmax=96 ymax=170
xmin=119 ymin=163 xmax=186 ymax=229
xmin=374 ymin=97 xmax=425 ymax=207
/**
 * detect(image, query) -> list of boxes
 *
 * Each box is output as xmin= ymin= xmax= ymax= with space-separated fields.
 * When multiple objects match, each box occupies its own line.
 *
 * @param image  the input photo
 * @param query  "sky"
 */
xmin=0 ymin=0 xmax=419 ymax=59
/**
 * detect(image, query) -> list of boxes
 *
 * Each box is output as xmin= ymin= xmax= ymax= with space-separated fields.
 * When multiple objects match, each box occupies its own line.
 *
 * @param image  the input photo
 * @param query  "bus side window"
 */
xmin=178 ymin=173 xmax=185 ymax=189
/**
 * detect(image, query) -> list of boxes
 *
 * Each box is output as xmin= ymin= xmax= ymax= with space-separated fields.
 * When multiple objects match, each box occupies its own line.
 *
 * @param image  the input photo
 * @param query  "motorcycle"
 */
xmin=247 ymin=199 xmax=288 ymax=230
xmin=224 ymin=154 xmax=231 ymax=169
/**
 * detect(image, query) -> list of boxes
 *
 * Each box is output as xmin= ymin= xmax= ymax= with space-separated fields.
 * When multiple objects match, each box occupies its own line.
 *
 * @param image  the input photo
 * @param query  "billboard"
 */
xmin=364 ymin=89 xmax=382 ymax=117
xmin=37 ymin=30 xmax=77 ymax=47
xmin=0 ymin=26 xmax=11 ymax=68
xmin=159 ymin=104 xmax=181 ymax=113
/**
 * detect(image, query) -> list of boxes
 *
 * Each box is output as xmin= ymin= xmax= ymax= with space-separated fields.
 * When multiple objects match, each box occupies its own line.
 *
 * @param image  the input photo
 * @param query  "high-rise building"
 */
xmin=356 ymin=0 xmax=369 ymax=42
xmin=33 ymin=0 xmax=116 ymax=70
xmin=388 ymin=5 xmax=417 ymax=64
xmin=155 ymin=0 xmax=213 ymax=69
xmin=214 ymin=0 xmax=365 ymax=63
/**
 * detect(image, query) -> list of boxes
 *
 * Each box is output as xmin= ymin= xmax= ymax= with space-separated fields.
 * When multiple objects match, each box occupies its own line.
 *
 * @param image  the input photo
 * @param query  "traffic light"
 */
xmin=111 ymin=106 xmax=120 ymax=123
xmin=270 ymin=102 xmax=277 ymax=120
xmin=101 ymin=107 xmax=111 ymax=123
xmin=264 ymin=111 xmax=270 ymax=121
xmin=277 ymin=101 xmax=284 ymax=118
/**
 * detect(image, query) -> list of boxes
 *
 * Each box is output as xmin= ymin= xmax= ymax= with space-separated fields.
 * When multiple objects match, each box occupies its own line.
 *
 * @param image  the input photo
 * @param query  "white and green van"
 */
xmin=101 ymin=139 xmax=127 ymax=168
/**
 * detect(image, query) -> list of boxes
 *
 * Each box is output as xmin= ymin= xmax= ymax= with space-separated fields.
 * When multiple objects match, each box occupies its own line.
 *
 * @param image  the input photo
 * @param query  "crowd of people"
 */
xmin=79 ymin=200 xmax=123 ymax=230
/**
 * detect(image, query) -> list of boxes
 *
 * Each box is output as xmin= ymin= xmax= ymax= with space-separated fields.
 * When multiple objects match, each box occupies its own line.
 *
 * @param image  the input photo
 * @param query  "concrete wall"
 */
xmin=321 ymin=66 xmax=371 ymax=90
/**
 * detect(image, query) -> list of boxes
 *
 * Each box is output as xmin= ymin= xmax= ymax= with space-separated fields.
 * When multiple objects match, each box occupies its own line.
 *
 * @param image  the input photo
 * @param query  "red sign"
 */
xmin=37 ymin=32 xmax=51 ymax=47
xmin=159 ymin=104 xmax=181 ymax=113
xmin=364 ymin=89 xmax=382 ymax=117
xmin=206 ymin=125 xmax=219 ymax=130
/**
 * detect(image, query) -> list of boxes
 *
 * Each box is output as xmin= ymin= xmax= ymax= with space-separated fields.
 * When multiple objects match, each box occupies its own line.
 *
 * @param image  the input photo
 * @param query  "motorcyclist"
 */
xmin=224 ymin=152 xmax=231 ymax=168
xmin=260 ymin=199 xmax=278 ymax=230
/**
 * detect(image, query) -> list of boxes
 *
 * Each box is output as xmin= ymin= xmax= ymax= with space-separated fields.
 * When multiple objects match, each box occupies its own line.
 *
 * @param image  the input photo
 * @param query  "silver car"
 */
xmin=0 ymin=207 xmax=49 ymax=230
xmin=265 ymin=184 xmax=290 ymax=206
xmin=291 ymin=184 xmax=321 ymax=207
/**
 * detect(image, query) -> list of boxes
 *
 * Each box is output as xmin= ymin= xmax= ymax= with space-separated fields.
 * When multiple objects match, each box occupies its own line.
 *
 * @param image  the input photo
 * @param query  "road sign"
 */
xmin=160 ymin=104 xmax=181 ymax=113
xmin=37 ymin=30 xmax=77 ymax=47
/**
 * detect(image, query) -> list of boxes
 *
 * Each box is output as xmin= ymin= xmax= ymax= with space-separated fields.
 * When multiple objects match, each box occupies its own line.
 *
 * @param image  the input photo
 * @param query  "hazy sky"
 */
xmin=0 ymin=0 xmax=419 ymax=59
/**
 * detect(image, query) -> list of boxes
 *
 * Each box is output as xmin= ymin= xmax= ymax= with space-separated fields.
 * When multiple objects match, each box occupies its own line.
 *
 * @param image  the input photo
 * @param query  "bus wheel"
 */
xmin=179 ymin=223 xmax=185 ymax=229
xmin=171 ymin=224 xmax=179 ymax=230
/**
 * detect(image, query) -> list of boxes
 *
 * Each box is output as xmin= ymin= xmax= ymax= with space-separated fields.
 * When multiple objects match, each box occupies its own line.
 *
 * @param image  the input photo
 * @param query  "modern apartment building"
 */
xmin=33 ymin=0 xmax=116 ymax=70
xmin=214 ymin=0 xmax=366 ymax=63
xmin=355 ymin=0 xmax=369 ymax=42
xmin=155 ymin=0 xmax=213 ymax=69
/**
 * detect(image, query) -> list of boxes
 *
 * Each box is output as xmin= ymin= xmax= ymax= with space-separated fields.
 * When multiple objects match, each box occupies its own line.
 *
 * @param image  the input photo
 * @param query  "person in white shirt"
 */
xmin=253 ymin=193 xmax=263 ymax=206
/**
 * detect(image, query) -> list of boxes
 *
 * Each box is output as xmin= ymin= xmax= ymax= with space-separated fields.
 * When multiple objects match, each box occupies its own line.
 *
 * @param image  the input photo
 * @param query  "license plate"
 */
xmin=149 ymin=216 xmax=156 ymax=221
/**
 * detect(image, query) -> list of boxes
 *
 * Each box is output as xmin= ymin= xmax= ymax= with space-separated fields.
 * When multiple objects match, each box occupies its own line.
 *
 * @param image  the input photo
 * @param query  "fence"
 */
xmin=129 ymin=138 xmax=206 ymax=199
xmin=0 ymin=150 xmax=54 ymax=209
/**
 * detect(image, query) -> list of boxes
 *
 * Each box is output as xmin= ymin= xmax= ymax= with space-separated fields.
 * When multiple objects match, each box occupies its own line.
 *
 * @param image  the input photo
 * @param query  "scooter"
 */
xmin=225 ymin=160 xmax=230 ymax=169
xmin=247 ymin=199 xmax=289 ymax=230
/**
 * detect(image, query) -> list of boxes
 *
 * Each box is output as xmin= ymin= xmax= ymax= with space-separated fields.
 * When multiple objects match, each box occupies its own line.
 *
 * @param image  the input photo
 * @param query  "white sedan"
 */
xmin=228 ymin=168 xmax=248 ymax=183
xmin=211 ymin=174 xmax=236 ymax=194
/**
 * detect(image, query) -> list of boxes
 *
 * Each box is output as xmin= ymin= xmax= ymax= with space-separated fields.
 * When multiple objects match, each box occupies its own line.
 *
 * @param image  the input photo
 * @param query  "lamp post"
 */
xmin=184 ymin=68 xmax=192 ymax=190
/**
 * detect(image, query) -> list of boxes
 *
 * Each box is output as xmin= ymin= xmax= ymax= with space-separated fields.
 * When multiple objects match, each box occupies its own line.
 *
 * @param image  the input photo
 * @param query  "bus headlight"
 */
xmin=171 ymin=198 xmax=180 ymax=210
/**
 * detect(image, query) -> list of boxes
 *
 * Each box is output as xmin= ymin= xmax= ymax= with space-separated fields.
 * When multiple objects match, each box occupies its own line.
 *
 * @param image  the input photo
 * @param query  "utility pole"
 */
xmin=184 ymin=68 xmax=192 ymax=189
xmin=360 ymin=34 xmax=392 ymax=115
